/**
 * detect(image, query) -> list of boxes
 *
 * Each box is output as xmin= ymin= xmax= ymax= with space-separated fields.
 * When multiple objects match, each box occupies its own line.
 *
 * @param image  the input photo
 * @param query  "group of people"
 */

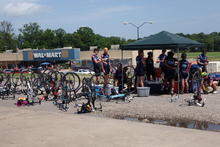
xmin=91 ymin=48 xmax=112 ymax=85
xmin=91 ymin=47 xmax=218 ymax=95
xmin=135 ymin=49 xmax=218 ymax=94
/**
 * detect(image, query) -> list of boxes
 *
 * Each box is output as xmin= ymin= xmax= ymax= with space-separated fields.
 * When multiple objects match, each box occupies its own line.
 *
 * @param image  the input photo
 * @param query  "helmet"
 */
xmin=201 ymin=72 xmax=208 ymax=77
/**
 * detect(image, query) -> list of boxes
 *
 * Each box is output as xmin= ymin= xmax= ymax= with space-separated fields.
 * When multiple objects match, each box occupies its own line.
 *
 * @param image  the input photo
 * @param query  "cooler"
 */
xmin=144 ymin=81 xmax=162 ymax=94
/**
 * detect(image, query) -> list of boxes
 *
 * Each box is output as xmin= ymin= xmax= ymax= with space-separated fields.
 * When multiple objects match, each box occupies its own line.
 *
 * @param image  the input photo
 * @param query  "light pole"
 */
xmin=123 ymin=21 xmax=153 ymax=40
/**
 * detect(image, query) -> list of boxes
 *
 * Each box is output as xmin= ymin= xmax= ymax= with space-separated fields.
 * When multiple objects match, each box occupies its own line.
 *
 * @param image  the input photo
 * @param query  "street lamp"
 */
xmin=123 ymin=21 xmax=153 ymax=40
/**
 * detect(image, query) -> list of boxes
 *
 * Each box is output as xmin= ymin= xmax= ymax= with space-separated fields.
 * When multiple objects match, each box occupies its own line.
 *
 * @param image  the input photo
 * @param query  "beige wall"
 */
xmin=0 ymin=49 xmax=167 ymax=67
xmin=80 ymin=50 xmax=134 ymax=60
xmin=0 ymin=53 xmax=23 ymax=61
xmin=0 ymin=53 xmax=23 ymax=68
xmin=80 ymin=49 xmax=165 ymax=66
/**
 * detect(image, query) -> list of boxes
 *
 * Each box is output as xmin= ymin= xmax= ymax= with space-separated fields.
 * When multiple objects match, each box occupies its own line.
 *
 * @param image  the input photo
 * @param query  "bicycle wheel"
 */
xmin=50 ymin=71 xmax=64 ymax=84
xmin=191 ymin=70 xmax=202 ymax=92
xmin=63 ymin=72 xmax=81 ymax=92
xmin=21 ymin=71 xmax=32 ymax=82
xmin=0 ymin=72 xmax=6 ymax=85
xmin=192 ymin=71 xmax=202 ymax=82
xmin=12 ymin=72 xmax=23 ymax=86
xmin=125 ymin=65 xmax=135 ymax=79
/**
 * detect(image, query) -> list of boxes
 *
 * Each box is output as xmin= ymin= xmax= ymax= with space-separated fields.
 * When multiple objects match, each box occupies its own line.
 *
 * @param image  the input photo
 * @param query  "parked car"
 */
xmin=74 ymin=69 xmax=94 ymax=75
xmin=20 ymin=68 xmax=31 ymax=74
xmin=31 ymin=67 xmax=43 ymax=73
xmin=3 ymin=69 xmax=14 ymax=74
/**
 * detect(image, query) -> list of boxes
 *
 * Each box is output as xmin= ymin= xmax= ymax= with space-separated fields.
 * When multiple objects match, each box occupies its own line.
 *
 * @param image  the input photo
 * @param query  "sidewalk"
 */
xmin=0 ymin=106 xmax=219 ymax=147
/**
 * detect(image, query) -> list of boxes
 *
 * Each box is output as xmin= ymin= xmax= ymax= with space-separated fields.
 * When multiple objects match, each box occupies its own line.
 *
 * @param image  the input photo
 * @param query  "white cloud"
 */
xmin=2 ymin=1 xmax=47 ymax=16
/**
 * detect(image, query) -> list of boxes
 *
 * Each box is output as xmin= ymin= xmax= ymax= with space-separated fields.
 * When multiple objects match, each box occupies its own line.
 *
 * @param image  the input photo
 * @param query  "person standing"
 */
xmin=197 ymin=49 xmax=209 ymax=72
xmin=101 ymin=47 xmax=112 ymax=85
xmin=157 ymin=49 xmax=167 ymax=79
xmin=135 ymin=49 xmax=145 ymax=87
xmin=145 ymin=52 xmax=156 ymax=81
xmin=179 ymin=53 xmax=190 ymax=93
xmin=164 ymin=51 xmax=178 ymax=94
xmin=91 ymin=48 xmax=102 ymax=84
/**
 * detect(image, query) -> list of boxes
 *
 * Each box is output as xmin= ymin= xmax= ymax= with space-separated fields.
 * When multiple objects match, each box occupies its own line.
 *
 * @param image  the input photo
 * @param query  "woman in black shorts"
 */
xmin=135 ymin=49 xmax=145 ymax=87
xmin=101 ymin=48 xmax=112 ymax=85
xmin=179 ymin=53 xmax=189 ymax=93
xmin=145 ymin=52 xmax=156 ymax=81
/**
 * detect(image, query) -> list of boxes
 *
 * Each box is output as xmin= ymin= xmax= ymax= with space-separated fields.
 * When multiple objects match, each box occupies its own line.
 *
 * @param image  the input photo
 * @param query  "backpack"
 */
xmin=77 ymin=103 xmax=92 ymax=114
xmin=16 ymin=97 xmax=29 ymax=107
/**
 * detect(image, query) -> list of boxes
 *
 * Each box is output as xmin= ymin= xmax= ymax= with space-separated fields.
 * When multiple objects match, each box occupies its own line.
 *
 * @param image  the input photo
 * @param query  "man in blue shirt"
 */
xmin=197 ymin=50 xmax=209 ymax=72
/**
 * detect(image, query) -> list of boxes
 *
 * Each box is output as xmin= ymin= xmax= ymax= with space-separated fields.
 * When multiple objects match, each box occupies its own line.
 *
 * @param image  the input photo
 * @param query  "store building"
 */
xmin=0 ymin=47 xmax=166 ymax=69
xmin=0 ymin=48 xmax=80 ymax=68
xmin=22 ymin=48 xmax=80 ymax=67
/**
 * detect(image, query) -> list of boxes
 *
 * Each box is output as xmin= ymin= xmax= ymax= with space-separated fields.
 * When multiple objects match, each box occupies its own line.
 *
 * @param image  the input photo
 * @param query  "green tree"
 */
xmin=18 ymin=22 xmax=43 ymax=49
xmin=0 ymin=21 xmax=16 ymax=52
xmin=40 ymin=29 xmax=56 ymax=49
xmin=73 ymin=27 xmax=95 ymax=50
xmin=178 ymin=32 xmax=220 ymax=52
xmin=54 ymin=28 xmax=66 ymax=48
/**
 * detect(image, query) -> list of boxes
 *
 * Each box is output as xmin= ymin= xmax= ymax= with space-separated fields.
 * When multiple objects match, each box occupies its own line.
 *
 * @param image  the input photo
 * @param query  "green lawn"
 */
xmin=185 ymin=52 xmax=220 ymax=61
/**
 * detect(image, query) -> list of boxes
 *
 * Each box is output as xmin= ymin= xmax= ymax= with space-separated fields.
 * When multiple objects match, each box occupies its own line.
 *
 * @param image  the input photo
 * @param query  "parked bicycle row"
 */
xmin=0 ymin=66 xmax=134 ymax=111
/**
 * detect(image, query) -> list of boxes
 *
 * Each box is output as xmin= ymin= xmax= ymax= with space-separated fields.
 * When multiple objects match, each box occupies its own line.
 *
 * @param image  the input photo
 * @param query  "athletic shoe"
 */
xmin=170 ymin=89 xmax=174 ymax=95
xmin=161 ymin=85 xmax=164 ymax=91
xmin=196 ymin=102 xmax=203 ymax=107
xmin=213 ymin=91 xmax=218 ymax=94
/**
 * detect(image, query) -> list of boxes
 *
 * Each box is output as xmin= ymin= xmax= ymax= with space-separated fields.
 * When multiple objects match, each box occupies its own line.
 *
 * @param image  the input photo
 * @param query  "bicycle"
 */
xmin=185 ymin=67 xmax=205 ymax=107
xmin=53 ymin=72 xmax=81 ymax=111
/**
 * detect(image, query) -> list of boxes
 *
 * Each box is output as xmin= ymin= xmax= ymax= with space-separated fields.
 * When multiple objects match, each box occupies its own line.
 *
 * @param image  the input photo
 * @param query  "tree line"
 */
xmin=0 ymin=21 xmax=135 ymax=52
xmin=1 ymin=20 xmax=220 ymax=52
xmin=177 ymin=32 xmax=220 ymax=51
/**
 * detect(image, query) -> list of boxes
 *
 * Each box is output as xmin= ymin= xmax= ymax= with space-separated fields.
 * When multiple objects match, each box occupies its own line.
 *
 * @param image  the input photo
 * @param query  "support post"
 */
xmin=177 ymin=48 xmax=180 ymax=99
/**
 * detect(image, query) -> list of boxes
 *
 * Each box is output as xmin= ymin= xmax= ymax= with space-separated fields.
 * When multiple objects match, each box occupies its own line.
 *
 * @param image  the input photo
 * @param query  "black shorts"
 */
xmin=135 ymin=68 xmax=145 ymax=76
xmin=180 ymin=71 xmax=189 ymax=80
xmin=160 ymin=64 xmax=165 ymax=73
xmin=103 ymin=64 xmax=110 ymax=75
xmin=164 ymin=70 xmax=176 ymax=80
xmin=146 ymin=69 xmax=155 ymax=75
xmin=94 ymin=67 xmax=101 ymax=76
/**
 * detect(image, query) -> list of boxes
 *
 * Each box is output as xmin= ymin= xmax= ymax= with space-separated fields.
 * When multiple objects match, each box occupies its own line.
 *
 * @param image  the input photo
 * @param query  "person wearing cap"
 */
xmin=101 ymin=47 xmax=112 ymax=85
xmin=179 ymin=53 xmax=190 ymax=93
xmin=197 ymin=49 xmax=209 ymax=72
xmin=91 ymin=48 xmax=102 ymax=84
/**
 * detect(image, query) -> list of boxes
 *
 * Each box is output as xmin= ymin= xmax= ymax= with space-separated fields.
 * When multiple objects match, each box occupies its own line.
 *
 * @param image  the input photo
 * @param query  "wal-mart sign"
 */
xmin=22 ymin=48 xmax=80 ymax=61
xmin=33 ymin=51 xmax=62 ymax=59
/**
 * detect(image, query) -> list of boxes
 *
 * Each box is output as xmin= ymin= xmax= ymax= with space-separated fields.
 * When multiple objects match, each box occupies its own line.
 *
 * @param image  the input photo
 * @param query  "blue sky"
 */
xmin=0 ymin=0 xmax=220 ymax=39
